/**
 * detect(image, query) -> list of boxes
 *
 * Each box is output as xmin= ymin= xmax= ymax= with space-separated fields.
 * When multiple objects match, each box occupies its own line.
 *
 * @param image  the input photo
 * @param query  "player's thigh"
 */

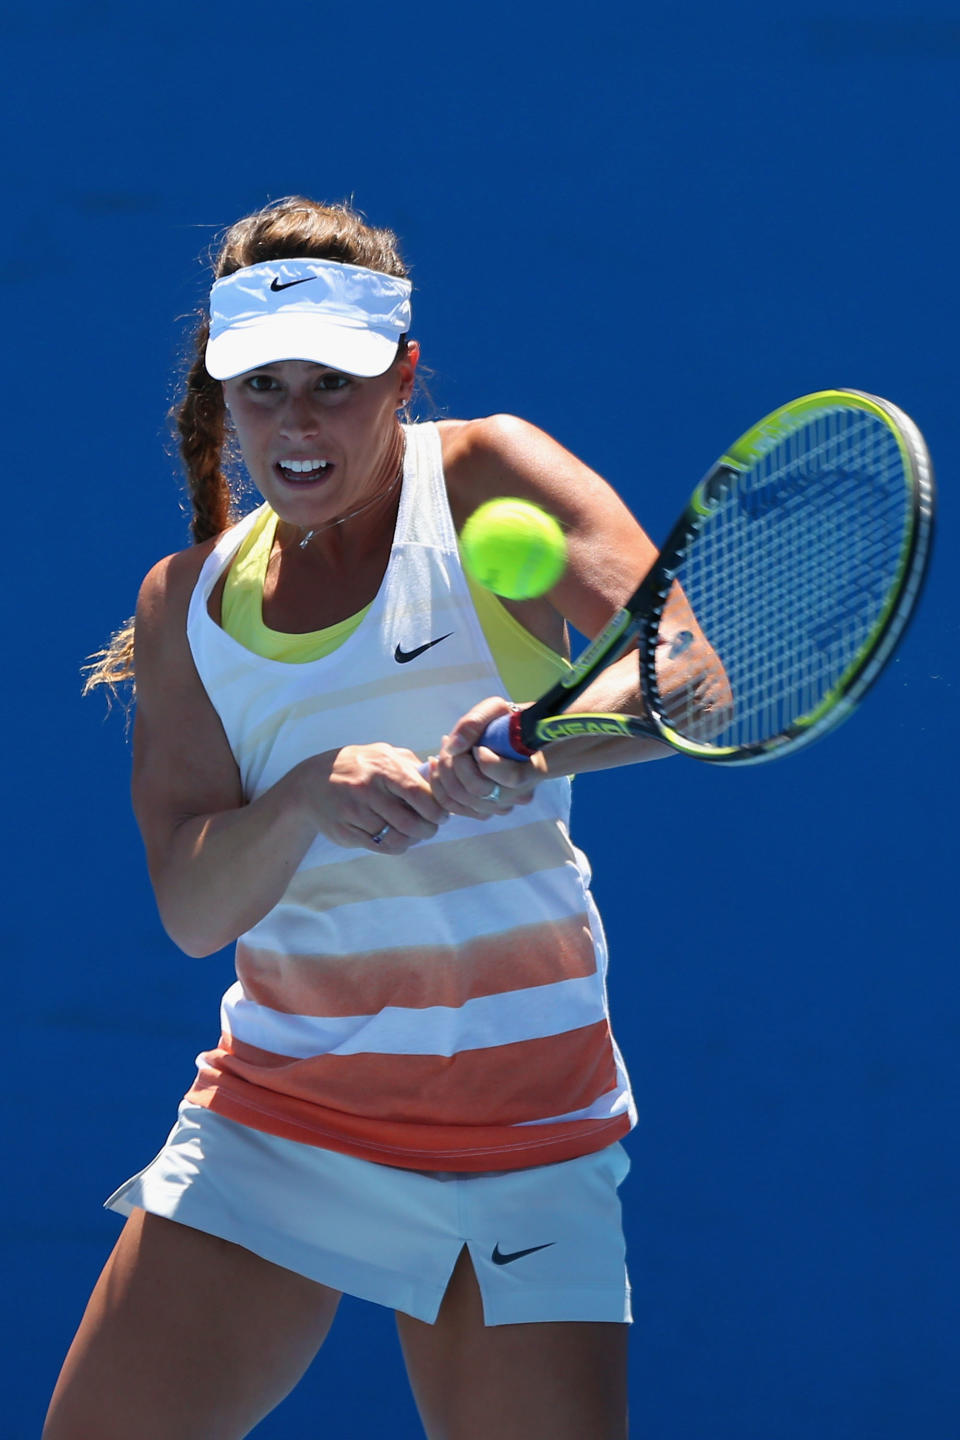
xmin=396 ymin=1247 xmax=628 ymax=1440
xmin=43 ymin=1208 xmax=341 ymax=1440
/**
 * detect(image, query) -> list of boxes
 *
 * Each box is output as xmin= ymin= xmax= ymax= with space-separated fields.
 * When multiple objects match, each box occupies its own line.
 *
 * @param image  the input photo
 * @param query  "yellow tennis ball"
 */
xmin=460 ymin=498 xmax=567 ymax=600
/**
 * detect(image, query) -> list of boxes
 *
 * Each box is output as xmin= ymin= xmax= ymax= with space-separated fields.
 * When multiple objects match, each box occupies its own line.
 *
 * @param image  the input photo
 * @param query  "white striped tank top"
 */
xmin=183 ymin=421 xmax=636 ymax=1171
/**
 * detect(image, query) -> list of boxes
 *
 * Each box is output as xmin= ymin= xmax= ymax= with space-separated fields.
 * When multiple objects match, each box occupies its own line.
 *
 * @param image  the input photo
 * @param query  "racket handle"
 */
xmin=417 ymin=710 xmax=533 ymax=778
xmin=478 ymin=710 xmax=532 ymax=761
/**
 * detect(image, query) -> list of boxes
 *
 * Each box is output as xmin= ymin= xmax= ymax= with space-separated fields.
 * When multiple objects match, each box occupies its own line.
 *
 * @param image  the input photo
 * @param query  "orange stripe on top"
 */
xmin=187 ymin=1024 xmax=629 ymax=1173
xmin=235 ymin=913 xmax=598 ymax=1018
xmin=189 ymin=1071 xmax=630 ymax=1172
xmin=192 ymin=1020 xmax=618 ymax=1130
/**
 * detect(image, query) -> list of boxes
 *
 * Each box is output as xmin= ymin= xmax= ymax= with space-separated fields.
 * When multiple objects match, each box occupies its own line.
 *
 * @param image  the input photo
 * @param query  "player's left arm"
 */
xmin=441 ymin=413 xmax=660 ymax=651
xmin=432 ymin=415 xmax=699 ymax=813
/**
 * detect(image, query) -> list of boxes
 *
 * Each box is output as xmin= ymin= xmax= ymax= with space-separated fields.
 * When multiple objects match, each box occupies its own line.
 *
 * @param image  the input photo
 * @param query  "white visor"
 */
xmin=205 ymin=257 xmax=412 ymax=380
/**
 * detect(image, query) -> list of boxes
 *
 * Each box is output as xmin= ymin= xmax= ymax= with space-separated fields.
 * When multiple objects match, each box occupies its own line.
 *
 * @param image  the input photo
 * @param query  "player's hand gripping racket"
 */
xmin=481 ymin=389 xmax=934 ymax=767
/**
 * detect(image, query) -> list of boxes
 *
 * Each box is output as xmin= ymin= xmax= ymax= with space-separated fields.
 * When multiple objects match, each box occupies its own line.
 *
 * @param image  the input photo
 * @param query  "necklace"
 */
xmin=296 ymin=433 xmax=406 ymax=551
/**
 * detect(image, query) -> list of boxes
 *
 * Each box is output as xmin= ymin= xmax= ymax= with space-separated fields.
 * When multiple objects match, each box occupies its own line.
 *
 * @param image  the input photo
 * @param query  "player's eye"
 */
xmin=244 ymin=373 xmax=280 ymax=392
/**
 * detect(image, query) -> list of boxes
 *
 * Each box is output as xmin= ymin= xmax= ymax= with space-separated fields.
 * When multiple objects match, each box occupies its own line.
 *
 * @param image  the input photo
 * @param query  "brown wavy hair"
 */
xmin=83 ymin=196 xmax=411 ymax=700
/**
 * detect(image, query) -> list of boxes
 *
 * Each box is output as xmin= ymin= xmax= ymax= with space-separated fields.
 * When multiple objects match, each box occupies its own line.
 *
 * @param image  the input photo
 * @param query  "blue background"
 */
xmin=5 ymin=2 xmax=957 ymax=1436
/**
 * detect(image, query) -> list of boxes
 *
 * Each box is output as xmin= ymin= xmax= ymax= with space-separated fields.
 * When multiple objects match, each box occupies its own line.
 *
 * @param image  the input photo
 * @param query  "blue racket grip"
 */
xmin=478 ymin=711 xmax=531 ymax=761
xmin=417 ymin=710 xmax=532 ymax=777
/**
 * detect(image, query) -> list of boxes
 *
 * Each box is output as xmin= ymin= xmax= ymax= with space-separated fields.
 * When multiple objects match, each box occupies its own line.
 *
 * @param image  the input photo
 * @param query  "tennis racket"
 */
xmin=480 ymin=389 xmax=935 ymax=767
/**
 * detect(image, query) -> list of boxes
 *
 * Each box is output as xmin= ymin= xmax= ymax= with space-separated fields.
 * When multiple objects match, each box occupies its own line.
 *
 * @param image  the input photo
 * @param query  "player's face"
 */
xmin=222 ymin=346 xmax=418 ymax=530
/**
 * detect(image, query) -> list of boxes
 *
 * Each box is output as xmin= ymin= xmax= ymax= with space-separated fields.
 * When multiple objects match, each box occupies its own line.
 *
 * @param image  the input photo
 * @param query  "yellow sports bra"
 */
xmin=221 ymin=506 xmax=568 ymax=703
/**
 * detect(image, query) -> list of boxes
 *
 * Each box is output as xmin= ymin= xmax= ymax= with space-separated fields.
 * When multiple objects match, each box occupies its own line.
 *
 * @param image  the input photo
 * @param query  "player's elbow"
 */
xmin=158 ymin=904 xmax=232 ymax=959
xmin=150 ymin=871 xmax=237 ymax=957
xmin=693 ymin=688 xmax=734 ymax=741
xmin=659 ymin=654 xmax=733 ymax=742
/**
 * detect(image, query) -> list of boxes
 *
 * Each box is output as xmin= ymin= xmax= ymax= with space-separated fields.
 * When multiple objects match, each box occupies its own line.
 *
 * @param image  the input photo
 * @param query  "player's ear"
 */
xmin=396 ymin=339 xmax=419 ymax=409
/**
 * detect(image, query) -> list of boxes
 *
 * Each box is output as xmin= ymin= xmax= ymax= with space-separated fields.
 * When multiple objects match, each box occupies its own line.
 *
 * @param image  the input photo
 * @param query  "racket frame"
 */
xmin=506 ymin=389 xmax=934 ymax=766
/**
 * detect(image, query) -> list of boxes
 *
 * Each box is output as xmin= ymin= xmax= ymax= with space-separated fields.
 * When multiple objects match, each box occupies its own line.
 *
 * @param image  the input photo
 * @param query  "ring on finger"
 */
xmin=371 ymin=823 xmax=391 ymax=845
xmin=487 ymin=783 xmax=502 ymax=803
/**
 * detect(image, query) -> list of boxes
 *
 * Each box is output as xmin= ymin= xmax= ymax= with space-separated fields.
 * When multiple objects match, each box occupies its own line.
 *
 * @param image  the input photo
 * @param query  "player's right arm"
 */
xmin=131 ymin=548 xmax=444 ymax=957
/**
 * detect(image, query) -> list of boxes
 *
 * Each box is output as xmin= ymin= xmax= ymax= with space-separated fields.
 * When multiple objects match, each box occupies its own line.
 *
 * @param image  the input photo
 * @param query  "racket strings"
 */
xmin=660 ymin=408 xmax=911 ymax=749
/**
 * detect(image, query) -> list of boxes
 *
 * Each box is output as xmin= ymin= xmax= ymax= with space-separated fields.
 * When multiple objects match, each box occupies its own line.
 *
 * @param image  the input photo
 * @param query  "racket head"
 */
xmin=639 ymin=389 xmax=935 ymax=764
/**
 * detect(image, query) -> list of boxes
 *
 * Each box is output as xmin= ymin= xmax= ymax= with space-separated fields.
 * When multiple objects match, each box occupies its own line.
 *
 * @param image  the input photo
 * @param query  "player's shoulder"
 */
xmin=439 ymin=416 xmax=556 ymax=529
xmin=437 ymin=413 xmax=541 ymax=468
xmin=135 ymin=536 xmax=221 ymax=629
xmin=437 ymin=411 xmax=638 ymax=533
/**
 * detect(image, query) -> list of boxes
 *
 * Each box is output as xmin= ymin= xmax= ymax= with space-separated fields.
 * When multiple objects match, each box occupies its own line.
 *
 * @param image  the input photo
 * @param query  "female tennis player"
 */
xmin=44 ymin=196 xmax=722 ymax=1440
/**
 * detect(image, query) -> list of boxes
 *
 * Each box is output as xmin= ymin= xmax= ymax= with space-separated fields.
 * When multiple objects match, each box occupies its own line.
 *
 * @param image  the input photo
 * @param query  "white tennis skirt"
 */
xmin=105 ymin=1102 xmax=632 ymax=1327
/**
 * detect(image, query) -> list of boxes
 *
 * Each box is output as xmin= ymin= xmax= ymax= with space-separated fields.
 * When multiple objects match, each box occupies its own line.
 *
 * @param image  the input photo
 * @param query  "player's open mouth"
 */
xmin=276 ymin=459 xmax=333 ymax=485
